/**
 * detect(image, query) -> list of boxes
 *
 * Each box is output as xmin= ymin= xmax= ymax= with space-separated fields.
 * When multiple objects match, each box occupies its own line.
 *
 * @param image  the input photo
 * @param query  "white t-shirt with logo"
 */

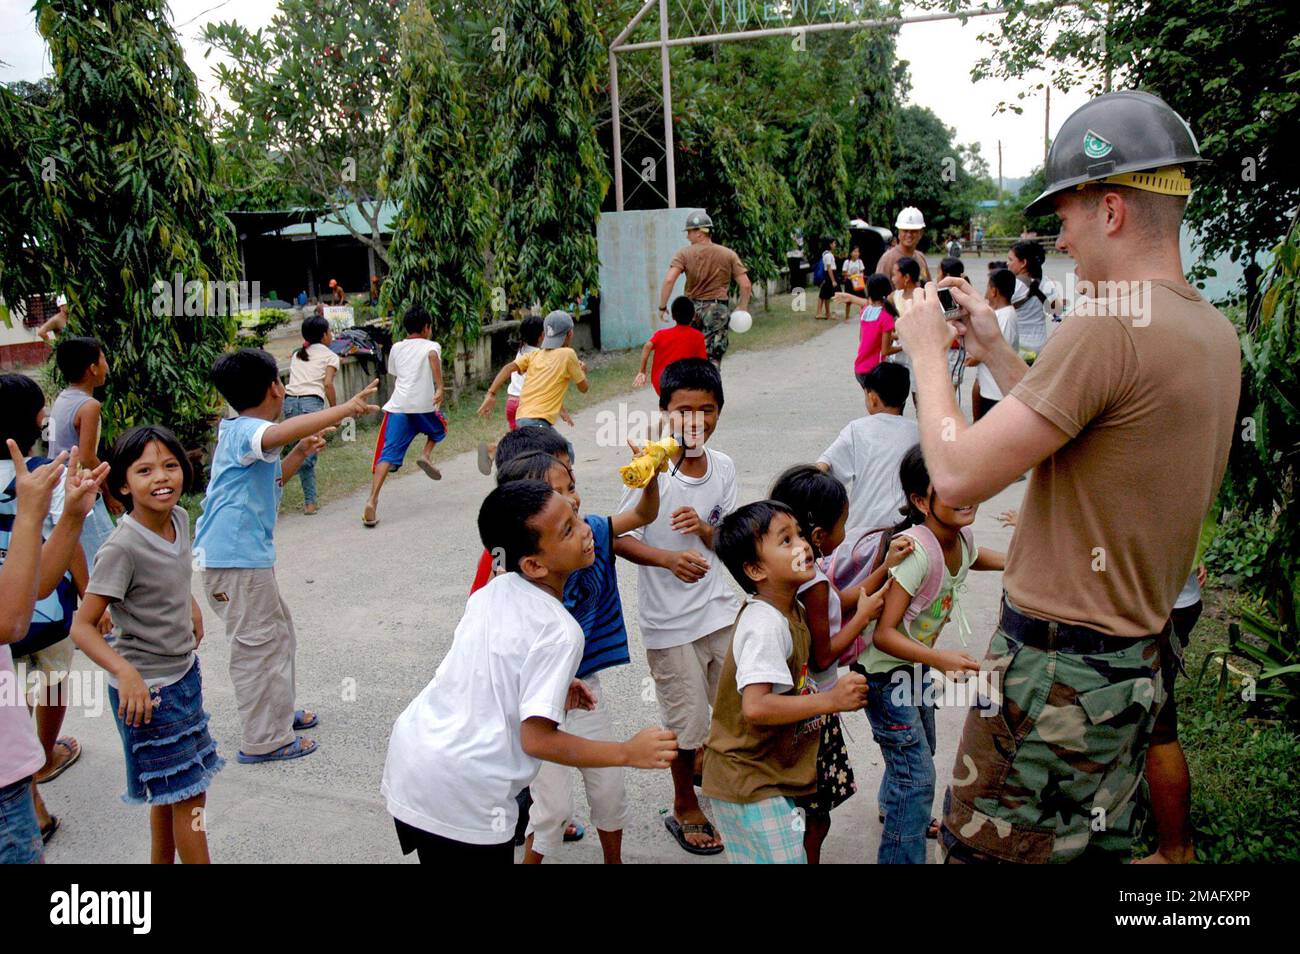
xmin=617 ymin=447 xmax=742 ymax=650
xmin=818 ymin=413 xmax=919 ymax=531
xmin=977 ymin=305 xmax=1020 ymax=401
xmin=381 ymin=572 xmax=582 ymax=844
xmin=383 ymin=338 xmax=442 ymax=413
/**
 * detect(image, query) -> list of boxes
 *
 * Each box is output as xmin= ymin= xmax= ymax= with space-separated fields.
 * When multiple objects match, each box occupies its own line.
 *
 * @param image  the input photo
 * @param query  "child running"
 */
xmin=71 ymin=426 xmax=222 ymax=863
xmin=495 ymin=449 xmax=659 ymax=864
xmin=365 ymin=305 xmax=446 ymax=527
xmin=284 ymin=314 xmax=340 ymax=514
xmin=862 ymin=444 xmax=1004 ymax=863
xmin=614 ymin=357 xmax=739 ymax=856
xmin=195 ymin=349 xmax=379 ymax=764
xmin=381 ymin=480 xmax=676 ymax=864
xmin=702 ymin=501 xmax=869 ymax=863
xmin=769 ymin=464 xmax=912 ymax=862
xmin=634 ymin=297 xmax=707 ymax=394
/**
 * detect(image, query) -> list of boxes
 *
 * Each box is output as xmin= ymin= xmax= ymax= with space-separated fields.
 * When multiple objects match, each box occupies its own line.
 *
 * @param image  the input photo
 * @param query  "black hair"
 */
xmin=658 ymin=357 xmax=723 ymax=411
xmin=939 ymin=256 xmax=965 ymax=279
xmin=891 ymin=443 xmax=932 ymax=535
xmin=0 ymin=374 xmax=47 ymax=460
xmin=297 ymin=315 xmax=329 ymax=361
xmin=989 ymin=267 xmax=1018 ymax=304
xmin=865 ymin=272 xmax=892 ymax=303
xmin=107 ymin=425 xmax=193 ymax=511
xmin=988 ymin=260 xmax=1007 ymax=271
xmin=518 ymin=313 xmax=545 ymax=348
xmin=55 ymin=336 xmax=104 ymax=384
xmin=402 ymin=304 xmax=433 ymax=337
xmin=670 ymin=296 xmax=695 ymax=326
xmin=895 ymin=256 xmax=921 ymax=284
xmin=496 ymin=449 xmax=570 ymax=487
xmin=861 ymin=362 xmax=909 ymax=409
xmin=211 ymin=348 xmax=279 ymax=412
xmin=769 ymin=465 xmax=847 ymax=558
xmin=1011 ymin=240 xmax=1050 ymax=305
xmin=477 ymin=480 xmax=558 ymax=573
xmin=716 ymin=500 xmax=796 ymax=594
xmin=495 ymin=425 xmax=570 ymax=471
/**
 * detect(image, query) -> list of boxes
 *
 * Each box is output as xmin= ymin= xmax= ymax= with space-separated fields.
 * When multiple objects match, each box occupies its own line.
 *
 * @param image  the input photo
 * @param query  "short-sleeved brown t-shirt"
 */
xmin=1004 ymin=280 xmax=1240 ymax=637
xmin=874 ymin=245 xmax=931 ymax=284
xmin=670 ymin=242 xmax=747 ymax=301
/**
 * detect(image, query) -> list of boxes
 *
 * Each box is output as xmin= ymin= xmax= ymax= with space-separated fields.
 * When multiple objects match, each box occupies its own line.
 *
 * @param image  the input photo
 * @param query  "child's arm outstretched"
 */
xmin=262 ymin=379 xmax=380 ymax=452
xmin=614 ymin=535 xmax=710 ymax=583
xmin=872 ymin=576 xmax=979 ymax=676
xmin=38 ymin=447 xmax=108 ymax=599
xmin=634 ymin=339 xmax=655 ymax=389
xmin=477 ymin=361 xmax=520 ymax=416
xmin=742 ymin=671 xmax=868 ymax=726
xmin=0 ymin=444 xmax=64 ymax=642
xmin=610 ymin=474 xmax=660 ymax=536
xmin=972 ymin=547 xmax=1005 ymax=572
xmin=521 ymin=717 xmax=676 ymax=769
xmin=71 ymin=593 xmax=154 ymax=727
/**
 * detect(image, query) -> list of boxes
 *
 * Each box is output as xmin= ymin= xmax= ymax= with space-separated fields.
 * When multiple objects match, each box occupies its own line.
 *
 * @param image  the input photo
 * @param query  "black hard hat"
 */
xmin=1025 ymin=90 xmax=1206 ymax=218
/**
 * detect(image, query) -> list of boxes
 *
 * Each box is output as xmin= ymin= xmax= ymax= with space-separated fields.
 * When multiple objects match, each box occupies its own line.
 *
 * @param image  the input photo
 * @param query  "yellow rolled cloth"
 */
xmin=619 ymin=436 xmax=681 ymax=488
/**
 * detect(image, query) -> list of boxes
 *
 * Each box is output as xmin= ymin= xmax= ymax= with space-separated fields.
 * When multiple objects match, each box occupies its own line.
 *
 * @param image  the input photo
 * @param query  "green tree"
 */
xmin=844 ymin=23 xmax=905 ymax=222
xmin=491 ymin=0 xmax=609 ymax=311
xmin=891 ymin=105 xmax=981 ymax=246
xmin=795 ymin=114 xmax=850 ymax=254
xmin=379 ymin=0 xmax=490 ymax=343
xmin=203 ymin=0 xmax=402 ymax=263
xmin=4 ymin=1 xmax=238 ymax=448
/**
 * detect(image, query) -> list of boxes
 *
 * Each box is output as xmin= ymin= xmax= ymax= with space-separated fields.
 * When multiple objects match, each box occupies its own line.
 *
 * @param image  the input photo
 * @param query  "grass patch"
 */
xmin=1135 ymin=586 xmax=1300 ymax=862
xmin=184 ymin=293 xmax=835 ymax=519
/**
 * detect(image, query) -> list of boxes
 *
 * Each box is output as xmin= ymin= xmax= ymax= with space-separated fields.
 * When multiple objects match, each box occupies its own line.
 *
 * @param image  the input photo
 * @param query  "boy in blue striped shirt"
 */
xmin=492 ymin=448 xmax=659 ymax=863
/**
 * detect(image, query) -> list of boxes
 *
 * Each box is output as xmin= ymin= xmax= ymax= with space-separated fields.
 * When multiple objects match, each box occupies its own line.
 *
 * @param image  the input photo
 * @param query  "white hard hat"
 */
xmin=56 ymin=294 xmax=67 ymax=307
xmin=895 ymin=207 xmax=925 ymax=230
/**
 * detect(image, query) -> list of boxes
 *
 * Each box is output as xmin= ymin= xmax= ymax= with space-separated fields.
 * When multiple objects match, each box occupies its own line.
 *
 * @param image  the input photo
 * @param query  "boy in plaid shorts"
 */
xmin=702 ymin=502 xmax=868 ymax=863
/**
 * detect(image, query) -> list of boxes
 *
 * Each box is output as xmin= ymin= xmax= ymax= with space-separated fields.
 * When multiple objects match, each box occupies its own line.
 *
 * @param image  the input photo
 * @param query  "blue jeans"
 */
xmin=0 ymin=776 xmax=43 ymax=864
xmin=866 ymin=665 xmax=937 ymax=864
xmin=515 ymin=418 xmax=575 ymax=462
xmin=283 ymin=394 xmax=325 ymax=503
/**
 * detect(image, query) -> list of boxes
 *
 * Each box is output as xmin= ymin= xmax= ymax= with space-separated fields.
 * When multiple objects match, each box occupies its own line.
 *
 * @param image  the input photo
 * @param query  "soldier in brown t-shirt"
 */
xmin=658 ymin=210 xmax=752 ymax=366
xmin=893 ymin=91 xmax=1238 ymax=864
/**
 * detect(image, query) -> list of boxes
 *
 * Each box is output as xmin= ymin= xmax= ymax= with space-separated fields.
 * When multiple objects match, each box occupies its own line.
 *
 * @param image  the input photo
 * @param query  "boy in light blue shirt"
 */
xmin=195 ymin=349 xmax=378 ymax=763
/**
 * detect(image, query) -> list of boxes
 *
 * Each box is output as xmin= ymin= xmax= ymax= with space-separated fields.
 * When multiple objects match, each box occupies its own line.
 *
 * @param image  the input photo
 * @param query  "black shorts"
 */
xmin=819 ymin=279 xmax=836 ymax=300
xmin=975 ymin=395 xmax=999 ymax=420
xmin=1150 ymin=601 xmax=1203 ymax=746
xmin=394 ymin=818 xmax=514 ymax=865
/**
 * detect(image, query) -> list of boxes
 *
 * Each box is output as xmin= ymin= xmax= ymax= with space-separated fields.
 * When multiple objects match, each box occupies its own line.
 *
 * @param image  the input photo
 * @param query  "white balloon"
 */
xmin=729 ymin=309 xmax=752 ymax=333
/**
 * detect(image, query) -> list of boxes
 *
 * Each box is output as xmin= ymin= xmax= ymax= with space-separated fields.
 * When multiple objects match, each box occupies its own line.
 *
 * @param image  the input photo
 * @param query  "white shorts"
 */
xmin=525 ymin=671 xmax=627 ymax=855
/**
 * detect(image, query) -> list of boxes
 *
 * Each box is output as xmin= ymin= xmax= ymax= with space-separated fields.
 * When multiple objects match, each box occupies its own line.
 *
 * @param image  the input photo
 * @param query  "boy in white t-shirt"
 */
xmin=614 ymin=358 xmax=740 ymax=855
xmin=817 ymin=362 xmax=918 ymax=531
xmin=381 ymin=480 xmax=676 ymax=863
xmin=968 ymin=268 xmax=1020 ymax=421
xmin=363 ymin=305 xmax=445 ymax=528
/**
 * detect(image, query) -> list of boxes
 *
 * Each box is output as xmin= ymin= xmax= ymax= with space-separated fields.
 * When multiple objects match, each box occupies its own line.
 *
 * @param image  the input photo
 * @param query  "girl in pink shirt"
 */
xmin=836 ymin=272 xmax=901 ymax=388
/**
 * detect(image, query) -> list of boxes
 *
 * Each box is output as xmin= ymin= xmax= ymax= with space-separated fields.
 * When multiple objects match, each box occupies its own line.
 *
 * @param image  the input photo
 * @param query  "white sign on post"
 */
xmin=322 ymin=305 xmax=355 ymax=332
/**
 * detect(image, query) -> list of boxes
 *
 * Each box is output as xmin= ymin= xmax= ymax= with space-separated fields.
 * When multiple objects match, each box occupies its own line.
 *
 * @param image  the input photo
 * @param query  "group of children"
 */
xmin=1 ymin=300 xmax=1002 ymax=865
xmin=383 ymin=351 xmax=1006 ymax=864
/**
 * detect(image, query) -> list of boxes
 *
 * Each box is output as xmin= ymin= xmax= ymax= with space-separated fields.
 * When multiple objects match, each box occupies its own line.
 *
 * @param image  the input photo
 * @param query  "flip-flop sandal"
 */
xmin=477 ymin=442 xmax=492 ymax=476
xmin=35 ymin=737 xmax=81 ymax=784
xmin=41 ymin=815 xmax=60 ymax=844
xmin=236 ymin=736 xmax=318 ymax=764
xmin=664 ymin=816 xmax=724 ymax=856
xmin=563 ymin=822 xmax=586 ymax=843
xmin=362 ymin=505 xmax=378 ymax=528
xmin=293 ymin=709 xmax=319 ymax=730
xmin=417 ymin=460 xmax=442 ymax=480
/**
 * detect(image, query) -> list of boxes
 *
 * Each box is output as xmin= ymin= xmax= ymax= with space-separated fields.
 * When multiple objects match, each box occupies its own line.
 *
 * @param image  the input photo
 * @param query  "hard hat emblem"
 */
xmin=1083 ymin=129 xmax=1113 ymax=159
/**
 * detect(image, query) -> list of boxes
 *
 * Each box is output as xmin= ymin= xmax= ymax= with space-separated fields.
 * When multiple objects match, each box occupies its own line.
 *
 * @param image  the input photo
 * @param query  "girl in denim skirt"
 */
xmin=70 ymin=426 xmax=223 ymax=863
xmin=285 ymin=315 xmax=340 ymax=514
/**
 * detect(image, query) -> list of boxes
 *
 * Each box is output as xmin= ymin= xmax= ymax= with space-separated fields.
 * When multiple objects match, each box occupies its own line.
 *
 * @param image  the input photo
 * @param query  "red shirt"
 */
xmin=470 ymin=548 xmax=494 ymax=594
xmin=649 ymin=325 xmax=708 ymax=393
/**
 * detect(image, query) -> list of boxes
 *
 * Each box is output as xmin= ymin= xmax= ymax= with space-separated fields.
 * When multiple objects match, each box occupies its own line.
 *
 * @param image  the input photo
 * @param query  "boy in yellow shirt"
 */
xmin=478 ymin=311 xmax=587 ymax=459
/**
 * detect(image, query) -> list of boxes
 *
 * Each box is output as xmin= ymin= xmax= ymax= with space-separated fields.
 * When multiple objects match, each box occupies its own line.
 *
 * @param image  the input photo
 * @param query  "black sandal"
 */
xmin=664 ymin=816 xmax=724 ymax=856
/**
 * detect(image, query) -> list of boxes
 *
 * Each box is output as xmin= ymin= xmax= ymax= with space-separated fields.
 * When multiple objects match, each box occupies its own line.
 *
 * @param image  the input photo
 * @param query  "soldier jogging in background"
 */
xmin=657 ymin=211 xmax=753 ymax=367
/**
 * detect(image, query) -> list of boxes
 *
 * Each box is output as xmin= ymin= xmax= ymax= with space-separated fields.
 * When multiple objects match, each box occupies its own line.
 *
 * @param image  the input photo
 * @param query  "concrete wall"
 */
xmin=596 ymin=208 xmax=700 ymax=351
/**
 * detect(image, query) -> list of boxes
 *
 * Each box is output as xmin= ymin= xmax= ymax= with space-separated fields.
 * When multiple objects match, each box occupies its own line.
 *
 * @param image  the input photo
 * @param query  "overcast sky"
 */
xmin=1 ymin=0 xmax=1091 ymax=180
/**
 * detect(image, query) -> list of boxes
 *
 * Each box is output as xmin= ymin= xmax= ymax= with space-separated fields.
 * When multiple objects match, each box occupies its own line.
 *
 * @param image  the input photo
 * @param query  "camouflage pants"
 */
xmin=692 ymin=299 xmax=730 ymax=363
xmin=940 ymin=621 xmax=1164 ymax=863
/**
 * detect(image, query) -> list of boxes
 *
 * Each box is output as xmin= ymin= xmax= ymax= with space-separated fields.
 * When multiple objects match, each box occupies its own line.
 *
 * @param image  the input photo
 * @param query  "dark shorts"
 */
xmin=974 ymin=395 xmax=999 ymax=420
xmin=394 ymin=818 xmax=514 ymax=865
xmin=1150 ymin=600 xmax=1202 ymax=747
xmin=373 ymin=410 xmax=447 ymax=471
xmin=819 ymin=279 xmax=836 ymax=300
xmin=794 ymin=713 xmax=856 ymax=817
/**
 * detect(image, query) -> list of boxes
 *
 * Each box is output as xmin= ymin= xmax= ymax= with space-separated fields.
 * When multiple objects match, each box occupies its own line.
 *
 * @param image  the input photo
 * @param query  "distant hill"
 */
xmin=1000 ymin=175 xmax=1028 ymax=195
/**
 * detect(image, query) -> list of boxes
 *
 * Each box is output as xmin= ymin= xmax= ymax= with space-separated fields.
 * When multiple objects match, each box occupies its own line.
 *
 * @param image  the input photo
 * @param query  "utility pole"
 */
xmin=1044 ymin=86 xmax=1051 ymax=169
xmin=997 ymin=140 xmax=1003 ymax=197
